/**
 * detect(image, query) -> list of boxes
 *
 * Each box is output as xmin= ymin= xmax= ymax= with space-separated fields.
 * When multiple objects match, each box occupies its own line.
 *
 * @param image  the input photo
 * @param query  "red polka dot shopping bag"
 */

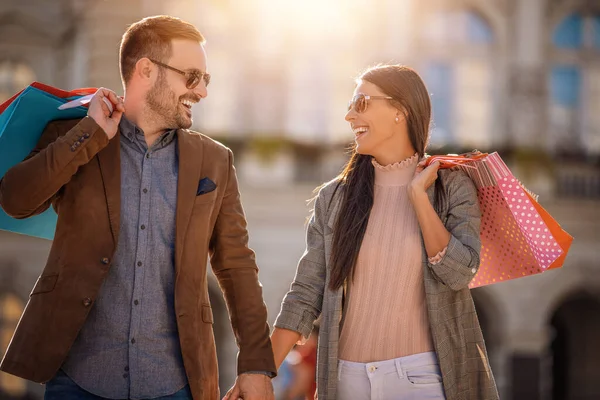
xmin=424 ymin=151 xmax=573 ymax=288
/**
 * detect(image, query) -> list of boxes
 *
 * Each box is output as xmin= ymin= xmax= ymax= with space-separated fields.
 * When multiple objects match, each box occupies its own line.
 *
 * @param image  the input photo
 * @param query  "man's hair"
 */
xmin=119 ymin=15 xmax=205 ymax=86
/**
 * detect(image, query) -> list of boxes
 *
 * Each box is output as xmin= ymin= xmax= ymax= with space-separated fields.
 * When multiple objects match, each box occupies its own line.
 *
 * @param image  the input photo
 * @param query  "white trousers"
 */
xmin=337 ymin=351 xmax=446 ymax=400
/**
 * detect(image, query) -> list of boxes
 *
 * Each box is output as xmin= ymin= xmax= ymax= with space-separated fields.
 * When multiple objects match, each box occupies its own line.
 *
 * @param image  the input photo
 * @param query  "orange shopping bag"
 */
xmin=425 ymin=151 xmax=573 ymax=288
xmin=524 ymin=191 xmax=572 ymax=271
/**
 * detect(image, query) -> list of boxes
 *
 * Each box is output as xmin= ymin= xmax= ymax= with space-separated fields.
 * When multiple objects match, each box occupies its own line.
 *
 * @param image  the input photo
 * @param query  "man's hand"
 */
xmin=87 ymin=87 xmax=124 ymax=140
xmin=222 ymin=373 xmax=274 ymax=400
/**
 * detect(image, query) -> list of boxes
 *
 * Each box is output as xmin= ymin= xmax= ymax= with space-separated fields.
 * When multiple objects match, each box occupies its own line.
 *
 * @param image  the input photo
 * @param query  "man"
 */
xmin=0 ymin=15 xmax=276 ymax=400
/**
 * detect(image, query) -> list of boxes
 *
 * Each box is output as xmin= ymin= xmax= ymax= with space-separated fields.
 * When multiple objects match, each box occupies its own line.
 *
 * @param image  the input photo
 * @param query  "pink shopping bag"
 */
xmin=425 ymin=152 xmax=573 ymax=288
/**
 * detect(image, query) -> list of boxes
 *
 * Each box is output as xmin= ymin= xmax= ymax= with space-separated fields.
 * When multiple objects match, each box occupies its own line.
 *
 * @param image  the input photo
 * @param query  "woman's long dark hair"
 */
xmin=328 ymin=65 xmax=444 ymax=291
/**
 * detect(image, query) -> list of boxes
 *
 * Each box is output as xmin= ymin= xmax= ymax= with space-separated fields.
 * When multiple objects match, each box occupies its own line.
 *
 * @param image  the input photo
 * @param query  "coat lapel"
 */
xmin=97 ymin=130 xmax=121 ymax=246
xmin=175 ymin=129 xmax=204 ymax=276
xmin=325 ymin=185 xmax=343 ymax=230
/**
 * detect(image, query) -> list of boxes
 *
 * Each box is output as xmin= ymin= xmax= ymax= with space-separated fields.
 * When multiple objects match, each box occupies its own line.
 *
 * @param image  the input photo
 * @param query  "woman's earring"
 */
xmin=395 ymin=116 xmax=399 ymax=123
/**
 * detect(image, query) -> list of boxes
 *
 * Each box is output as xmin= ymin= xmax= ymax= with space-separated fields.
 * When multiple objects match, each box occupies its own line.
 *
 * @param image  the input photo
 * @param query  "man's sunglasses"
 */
xmin=149 ymin=59 xmax=211 ymax=89
xmin=347 ymin=93 xmax=393 ymax=113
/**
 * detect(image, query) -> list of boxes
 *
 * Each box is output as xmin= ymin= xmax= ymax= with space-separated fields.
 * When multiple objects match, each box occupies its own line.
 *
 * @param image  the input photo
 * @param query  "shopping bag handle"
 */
xmin=423 ymin=150 xmax=488 ymax=169
xmin=1 ymin=83 xmax=100 ymax=115
xmin=30 ymin=82 xmax=98 ymax=98
xmin=58 ymin=94 xmax=114 ymax=114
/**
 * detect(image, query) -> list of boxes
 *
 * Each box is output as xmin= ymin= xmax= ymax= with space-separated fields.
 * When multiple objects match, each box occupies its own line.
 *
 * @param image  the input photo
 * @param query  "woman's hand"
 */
xmin=408 ymin=160 xmax=440 ymax=203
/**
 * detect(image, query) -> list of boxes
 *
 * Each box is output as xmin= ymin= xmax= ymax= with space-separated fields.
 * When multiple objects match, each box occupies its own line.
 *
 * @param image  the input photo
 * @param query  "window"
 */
xmin=553 ymin=13 xmax=584 ymax=49
xmin=425 ymin=62 xmax=454 ymax=146
xmin=549 ymin=12 xmax=600 ymax=155
xmin=466 ymin=11 xmax=494 ymax=44
xmin=593 ymin=15 xmax=600 ymax=49
xmin=285 ymin=57 xmax=329 ymax=143
xmin=553 ymin=13 xmax=600 ymax=50
xmin=422 ymin=9 xmax=495 ymax=149
xmin=550 ymin=65 xmax=581 ymax=108
xmin=424 ymin=9 xmax=494 ymax=46
xmin=549 ymin=65 xmax=582 ymax=150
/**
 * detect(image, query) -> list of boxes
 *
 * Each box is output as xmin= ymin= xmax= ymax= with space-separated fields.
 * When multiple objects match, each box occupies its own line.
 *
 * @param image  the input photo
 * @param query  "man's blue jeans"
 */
xmin=44 ymin=369 xmax=193 ymax=400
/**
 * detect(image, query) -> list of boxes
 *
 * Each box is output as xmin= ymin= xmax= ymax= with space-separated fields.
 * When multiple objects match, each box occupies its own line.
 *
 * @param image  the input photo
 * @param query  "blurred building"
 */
xmin=0 ymin=0 xmax=599 ymax=399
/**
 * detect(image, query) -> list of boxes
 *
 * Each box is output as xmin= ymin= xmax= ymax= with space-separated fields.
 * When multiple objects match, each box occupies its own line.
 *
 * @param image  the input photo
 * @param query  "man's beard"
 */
xmin=146 ymin=74 xmax=193 ymax=130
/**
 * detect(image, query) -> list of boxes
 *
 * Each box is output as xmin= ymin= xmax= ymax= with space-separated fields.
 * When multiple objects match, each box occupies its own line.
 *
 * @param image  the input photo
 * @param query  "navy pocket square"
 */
xmin=197 ymin=177 xmax=217 ymax=196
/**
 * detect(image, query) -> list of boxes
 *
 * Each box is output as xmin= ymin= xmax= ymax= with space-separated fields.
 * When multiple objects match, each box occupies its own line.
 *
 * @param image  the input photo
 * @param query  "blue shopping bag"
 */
xmin=0 ymin=82 xmax=97 ymax=239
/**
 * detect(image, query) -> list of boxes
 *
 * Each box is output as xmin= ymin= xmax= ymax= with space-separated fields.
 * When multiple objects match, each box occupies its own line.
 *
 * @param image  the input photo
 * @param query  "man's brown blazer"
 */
xmin=0 ymin=116 xmax=276 ymax=399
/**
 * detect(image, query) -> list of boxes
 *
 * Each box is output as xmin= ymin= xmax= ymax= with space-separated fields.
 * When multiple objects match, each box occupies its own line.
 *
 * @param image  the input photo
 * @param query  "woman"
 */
xmin=227 ymin=64 xmax=498 ymax=400
xmin=271 ymin=65 xmax=498 ymax=399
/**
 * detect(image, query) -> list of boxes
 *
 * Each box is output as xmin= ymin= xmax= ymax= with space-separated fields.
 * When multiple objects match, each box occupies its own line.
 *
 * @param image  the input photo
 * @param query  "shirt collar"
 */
xmin=119 ymin=115 xmax=177 ymax=151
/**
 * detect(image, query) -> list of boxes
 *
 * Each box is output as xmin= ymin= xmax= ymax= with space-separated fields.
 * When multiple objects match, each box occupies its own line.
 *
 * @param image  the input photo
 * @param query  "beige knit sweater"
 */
xmin=338 ymin=153 xmax=438 ymax=362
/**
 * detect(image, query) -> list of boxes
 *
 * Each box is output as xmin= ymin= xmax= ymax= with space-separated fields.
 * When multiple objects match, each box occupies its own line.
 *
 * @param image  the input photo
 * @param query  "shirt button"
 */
xmin=137 ymin=261 xmax=142 ymax=267
xmin=124 ymin=366 xmax=129 ymax=372
xmin=146 ymin=154 xmax=150 ymax=158
xmin=143 ymin=188 xmax=148 ymax=194
xmin=100 ymin=257 xmax=110 ymax=265
xmin=471 ymin=268 xmax=477 ymax=274
xmin=131 ymin=338 xmax=136 ymax=344
xmin=140 ymin=224 xmax=146 ymax=230
xmin=123 ymin=373 xmax=129 ymax=379
xmin=134 ymin=300 xmax=139 ymax=305
xmin=82 ymin=298 xmax=92 ymax=307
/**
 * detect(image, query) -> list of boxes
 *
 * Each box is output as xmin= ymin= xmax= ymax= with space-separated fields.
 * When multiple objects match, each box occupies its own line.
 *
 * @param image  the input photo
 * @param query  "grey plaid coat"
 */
xmin=274 ymin=169 xmax=499 ymax=400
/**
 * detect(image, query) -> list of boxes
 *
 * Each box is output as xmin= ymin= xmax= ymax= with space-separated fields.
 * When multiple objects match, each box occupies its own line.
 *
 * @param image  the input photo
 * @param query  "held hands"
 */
xmin=87 ymin=87 xmax=125 ymax=140
xmin=222 ymin=373 xmax=274 ymax=400
xmin=408 ymin=159 xmax=440 ymax=203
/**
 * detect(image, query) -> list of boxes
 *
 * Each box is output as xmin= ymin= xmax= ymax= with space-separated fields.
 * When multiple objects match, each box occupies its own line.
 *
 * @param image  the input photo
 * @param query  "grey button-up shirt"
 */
xmin=62 ymin=116 xmax=188 ymax=399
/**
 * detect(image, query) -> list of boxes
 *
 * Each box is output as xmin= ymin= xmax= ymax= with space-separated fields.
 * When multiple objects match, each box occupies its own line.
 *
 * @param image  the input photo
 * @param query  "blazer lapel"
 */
xmin=175 ymin=129 xmax=204 ymax=276
xmin=97 ymin=130 xmax=121 ymax=246
xmin=325 ymin=185 xmax=343 ymax=230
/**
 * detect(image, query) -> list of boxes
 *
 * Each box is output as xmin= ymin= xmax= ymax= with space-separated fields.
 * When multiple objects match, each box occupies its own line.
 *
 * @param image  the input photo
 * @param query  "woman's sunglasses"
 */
xmin=347 ymin=93 xmax=393 ymax=113
xmin=149 ymin=59 xmax=211 ymax=89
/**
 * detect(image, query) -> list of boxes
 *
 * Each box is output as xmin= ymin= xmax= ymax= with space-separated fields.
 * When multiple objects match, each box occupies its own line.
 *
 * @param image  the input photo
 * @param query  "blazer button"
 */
xmin=83 ymin=298 xmax=92 ymax=307
xmin=101 ymin=257 xmax=110 ymax=265
xmin=83 ymin=132 xmax=90 ymax=139
xmin=70 ymin=145 xmax=77 ymax=152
